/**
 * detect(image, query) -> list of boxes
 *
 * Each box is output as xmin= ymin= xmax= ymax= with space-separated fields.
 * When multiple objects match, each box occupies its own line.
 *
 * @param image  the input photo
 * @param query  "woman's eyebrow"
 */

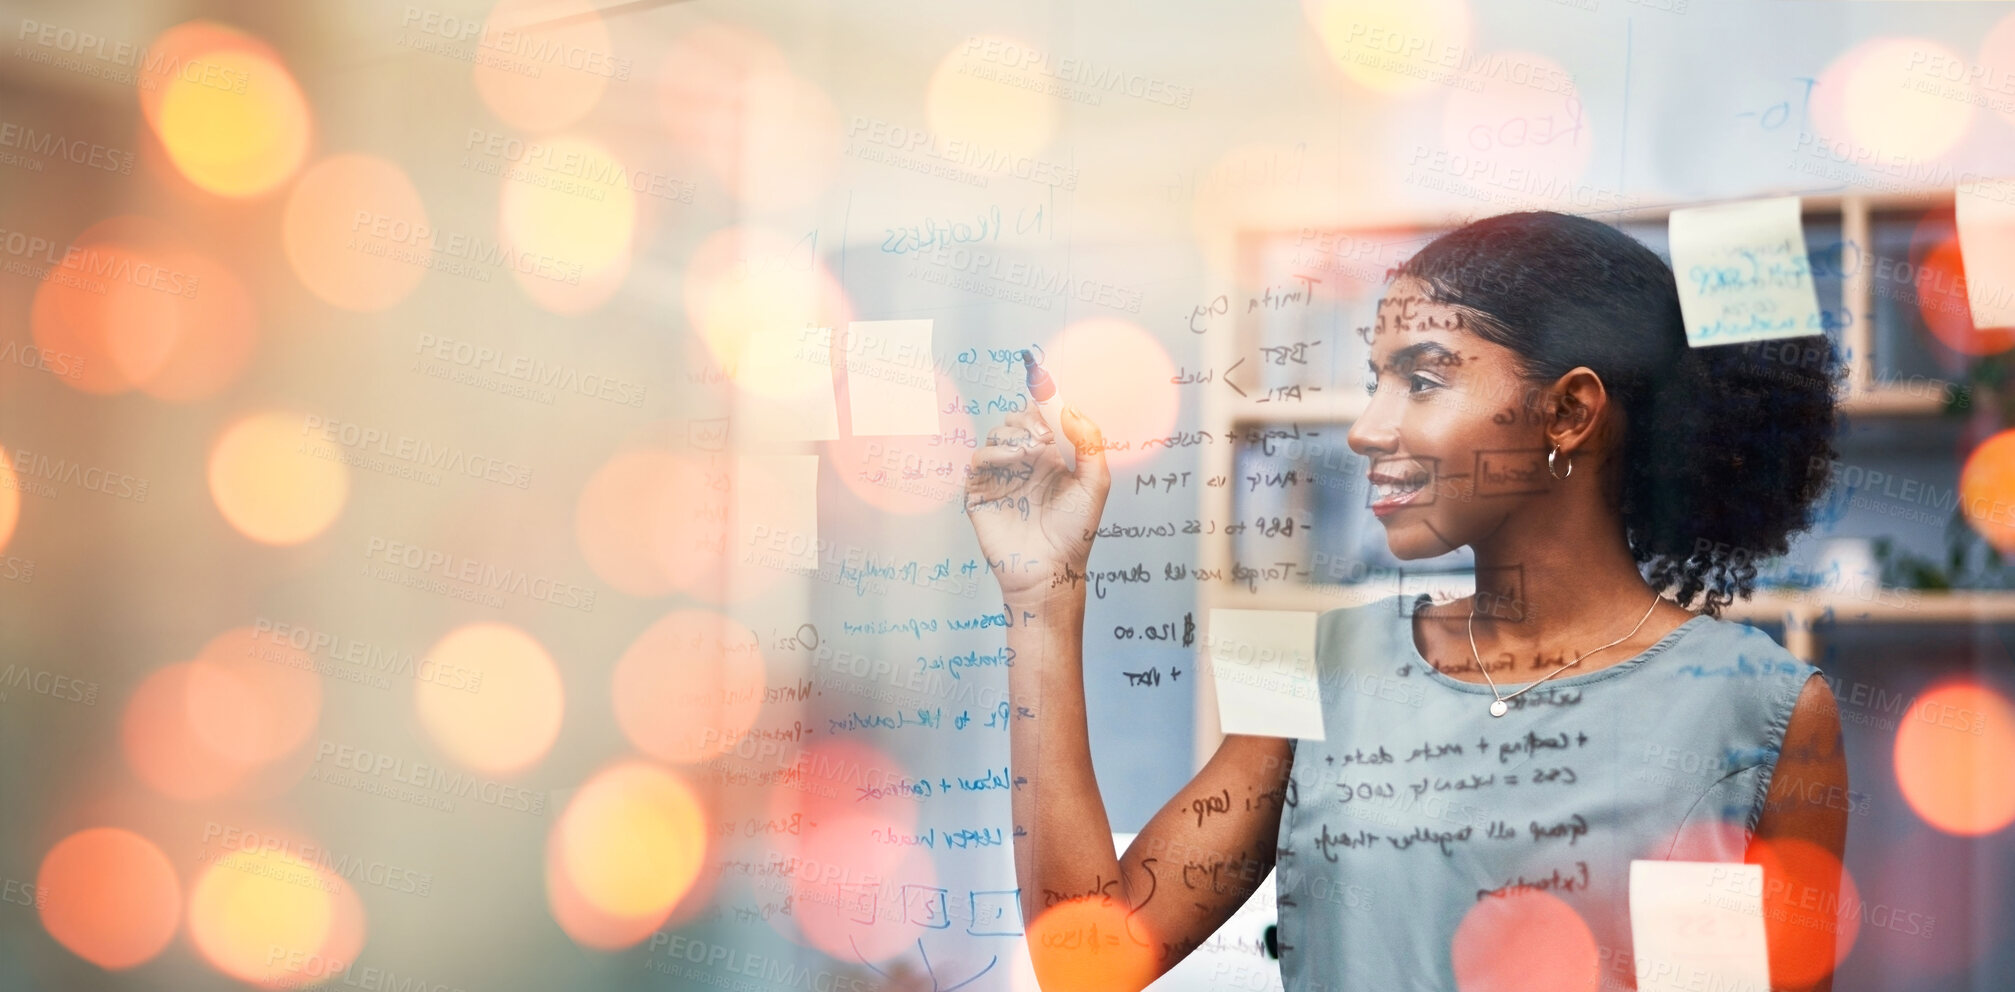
xmin=1380 ymin=341 xmax=1463 ymax=374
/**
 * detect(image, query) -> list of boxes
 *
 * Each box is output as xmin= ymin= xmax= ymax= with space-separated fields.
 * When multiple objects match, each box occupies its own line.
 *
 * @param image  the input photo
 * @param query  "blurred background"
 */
xmin=2 ymin=0 xmax=2015 ymax=989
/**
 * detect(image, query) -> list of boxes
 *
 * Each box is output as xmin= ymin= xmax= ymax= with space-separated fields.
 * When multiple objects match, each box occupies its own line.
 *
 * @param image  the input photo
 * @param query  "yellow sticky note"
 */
xmin=1628 ymin=860 xmax=1771 ymax=992
xmin=733 ymin=453 xmax=820 ymax=572
xmin=737 ymin=326 xmax=839 ymax=443
xmin=1956 ymin=177 xmax=2015 ymax=330
xmin=843 ymin=319 xmax=940 ymax=435
xmin=1206 ymin=609 xmax=1324 ymax=740
xmin=1670 ymin=196 xmax=1825 ymax=347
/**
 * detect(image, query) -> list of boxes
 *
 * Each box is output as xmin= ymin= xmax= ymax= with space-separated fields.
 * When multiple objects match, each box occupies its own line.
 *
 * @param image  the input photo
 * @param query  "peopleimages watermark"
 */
xmin=956 ymin=36 xmax=1194 ymax=109
xmin=300 ymin=414 xmax=532 ymax=490
xmin=0 ymin=340 xmax=84 ymax=379
xmin=13 ymin=18 xmax=252 ymax=93
xmin=349 ymin=210 xmax=582 ymax=285
xmin=197 ymin=821 xmax=433 ymax=898
xmin=646 ymin=933 xmax=876 ymax=992
xmin=262 ymin=950 xmax=475 ymax=992
xmin=461 ymin=128 xmax=693 ymax=204
xmin=7 ymin=448 xmax=148 ymax=501
xmin=248 ymin=617 xmax=482 ymax=695
xmin=362 ymin=540 xmax=596 ymax=608
xmin=1405 ymin=144 xmax=1637 ymax=213
xmin=396 ymin=5 xmax=632 ymax=81
xmin=1809 ymin=456 xmax=2015 ymax=528
xmin=0 ymin=119 xmax=134 ymax=175
xmin=0 ymin=663 xmax=98 ymax=705
xmin=1327 ymin=24 xmax=1579 ymax=94
xmin=0 ymin=226 xmax=201 ymax=298
xmin=309 ymin=740 xmax=547 ymax=815
xmin=845 ymin=116 xmax=1079 ymax=190
xmin=903 ymin=243 xmax=1144 ymax=314
xmin=411 ymin=333 xmax=647 ymax=409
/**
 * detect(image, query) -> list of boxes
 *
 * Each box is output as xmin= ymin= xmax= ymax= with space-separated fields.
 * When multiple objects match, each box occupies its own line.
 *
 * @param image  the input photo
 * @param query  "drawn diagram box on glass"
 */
xmin=1474 ymin=448 xmax=1549 ymax=497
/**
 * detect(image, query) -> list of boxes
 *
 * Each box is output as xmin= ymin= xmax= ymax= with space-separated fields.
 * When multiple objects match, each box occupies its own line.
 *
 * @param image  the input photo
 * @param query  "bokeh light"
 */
xmin=576 ymin=448 xmax=687 ymax=597
xmin=1816 ymin=38 xmax=1974 ymax=167
xmin=657 ymin=23 xmax=840 ymax=209
xmin=1023 ymin=897 xmax=1161 ymax=992
xmin=765 ymin=740 xmax=935 ymax=960
xmin=138 ymin=248 xmax=258 ymax=402
xmin=612 ymin=609 xmax=765 ymax=764
xmin=576 ymin=448 xmax=689 ymax=597
xmin=142 ymin=21 xmax=311 ymax=197
xmin=0 ymin=444 xmax=17 ymax=552
xmin=729 ymin=315 xmax=837 ymax=404
xmin=549 ymin=762 xmax=707 ymax=947
xmin=1745 ymin=836 xmax=1861 ymax=988
xmin=37 ymin=828 xmax=181 ymax=969
xmin=1450 ymin=888 xmax=1598 ymax=992
xmin=1894 ymin=679 xmax=2015 ymax=835
xmin=497 ymin=135 xmax=634 ymax=313
xmin=576 ymin=448 xmax=764 ymax=601
xmin=187 ymin=848 xmax=353 ymax=988
xmin=683 ymin=225 xmax=854 ymax=375
xmin=283 ymin=154 xmax=432 ymax=312
xmin=787 ymin=833 xmax=937 ymax=962
xmin=926 ymin=36 xmax=1057 ymax=159
xmin=473 ymin=0 xmax=614 ymax=132
xmin=1912 ymin=234 xmax=2015 ymax=357
xmin=185 ymin=627 xmax=322 ymax=766
xmin=122 ymin=662 xmax=256 ymax=800
xmin=137 ymin=22 xmax=264 ymax=129
xmin=208 ymin=411 xmax=350 ymax=545
xmin=414 ymin=623 xmax=564 ymax=775
xmin=1303 ymin=0 xmax=1476 ymax=95
xmin=1959 ymin=430 xmax=2015 ymax=553
xmin=1978 ymin=12 xmax=2015 ymax=128
xmin=1042 ymin=319 xmax=1179 ymax=469
xmin=1439 ymin=51 xmax=1592 ymax=195
xmin=28 ymin=215 xmax=239 ymax=397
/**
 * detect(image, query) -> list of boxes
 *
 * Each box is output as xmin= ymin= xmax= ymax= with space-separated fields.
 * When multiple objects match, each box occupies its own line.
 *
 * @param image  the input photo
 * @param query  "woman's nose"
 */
xmin=1346 ymin=391 xmax=1397 ymax=459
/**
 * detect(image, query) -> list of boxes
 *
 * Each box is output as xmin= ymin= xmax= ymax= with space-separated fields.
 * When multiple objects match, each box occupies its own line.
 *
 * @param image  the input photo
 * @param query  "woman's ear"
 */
xmin=1546 ymin=366 xmax=1608 ymax=453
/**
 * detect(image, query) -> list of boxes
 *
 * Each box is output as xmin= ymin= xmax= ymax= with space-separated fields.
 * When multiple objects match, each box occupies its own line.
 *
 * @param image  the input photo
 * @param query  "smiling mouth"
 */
xmin=1368 ymin=469 xmax=1433 ymax=508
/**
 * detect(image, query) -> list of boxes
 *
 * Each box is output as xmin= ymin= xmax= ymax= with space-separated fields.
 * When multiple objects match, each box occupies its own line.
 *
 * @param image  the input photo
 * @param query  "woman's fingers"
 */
xmin=1003 ymin=407 xmax=1054 ymax=443
xmin=1059 ymin=405 xmax=1109 ymax=490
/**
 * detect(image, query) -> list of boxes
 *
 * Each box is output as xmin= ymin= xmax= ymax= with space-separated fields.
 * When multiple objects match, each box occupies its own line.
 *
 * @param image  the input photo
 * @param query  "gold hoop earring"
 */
xmin=1548 ymin=445 xmax=1573 ymax=480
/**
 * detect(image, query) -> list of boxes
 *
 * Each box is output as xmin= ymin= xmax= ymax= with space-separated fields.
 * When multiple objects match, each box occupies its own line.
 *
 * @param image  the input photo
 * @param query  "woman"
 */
xmin=963 ymin=211 xmax=1849 ymax=992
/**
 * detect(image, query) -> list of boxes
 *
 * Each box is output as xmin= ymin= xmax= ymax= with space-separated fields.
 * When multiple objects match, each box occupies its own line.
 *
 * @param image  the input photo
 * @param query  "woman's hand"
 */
xmin=963 ymin=406 xmax=1110 ymax=605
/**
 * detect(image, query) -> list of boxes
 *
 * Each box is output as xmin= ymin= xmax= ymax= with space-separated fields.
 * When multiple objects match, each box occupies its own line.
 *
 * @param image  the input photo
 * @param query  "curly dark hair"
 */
xmin=1390 ymin=210 xmax=1841 ymax=617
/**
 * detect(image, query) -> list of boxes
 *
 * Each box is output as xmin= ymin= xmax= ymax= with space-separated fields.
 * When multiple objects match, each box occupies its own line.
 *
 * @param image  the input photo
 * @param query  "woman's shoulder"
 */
xmin=1313 ymin=594 xmax=1412 ymax=651
xmin=1650 ymin=610 xmax=1826 ymax=738
xmin=1663 ymin=609 xmax=1820 ymax=681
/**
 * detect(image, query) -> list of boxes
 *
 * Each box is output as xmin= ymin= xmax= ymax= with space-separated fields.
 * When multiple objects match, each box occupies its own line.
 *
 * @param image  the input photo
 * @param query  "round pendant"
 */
xmin=1489 ymin=699 xmax=1508 ymax=717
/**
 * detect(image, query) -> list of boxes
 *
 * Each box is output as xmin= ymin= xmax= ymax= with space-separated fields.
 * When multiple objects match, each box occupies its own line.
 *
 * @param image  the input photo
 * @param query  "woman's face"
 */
xmin=1346 ymin=276 xmax=1556 ymax=560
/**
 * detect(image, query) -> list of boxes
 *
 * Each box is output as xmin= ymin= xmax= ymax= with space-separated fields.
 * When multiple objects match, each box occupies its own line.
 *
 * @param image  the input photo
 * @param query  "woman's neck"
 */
xmin=1414 ymin=503 xmax=1696 ymax=682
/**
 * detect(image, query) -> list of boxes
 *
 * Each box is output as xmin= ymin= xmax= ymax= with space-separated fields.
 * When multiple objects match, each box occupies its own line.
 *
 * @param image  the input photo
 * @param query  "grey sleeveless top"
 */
xmin=1274 ymin=594 xmax=1820 ymax=992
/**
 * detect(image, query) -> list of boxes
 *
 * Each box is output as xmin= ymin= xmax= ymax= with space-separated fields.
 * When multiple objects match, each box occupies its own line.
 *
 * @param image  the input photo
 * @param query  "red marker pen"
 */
xmin=1021 ymin=350 xmax=1074 ymax=471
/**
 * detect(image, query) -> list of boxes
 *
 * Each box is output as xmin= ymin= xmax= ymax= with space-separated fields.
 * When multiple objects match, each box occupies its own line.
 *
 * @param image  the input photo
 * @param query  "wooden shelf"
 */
xmin=1718 ymin=588 xmax=2015 ymax=625
xmin=1192 ymin=584 xmax=2015 ymax=666
xmin=1220 ymin=384 xmax=1950 ymax=429
xmin=1196 ymin=584 xmax=2015 ymax=623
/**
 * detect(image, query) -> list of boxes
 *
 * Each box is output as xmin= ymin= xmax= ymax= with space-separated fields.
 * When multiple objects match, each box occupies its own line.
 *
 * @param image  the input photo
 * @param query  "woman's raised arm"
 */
xmin=968 ymin=408 xmax=1295 ymax=992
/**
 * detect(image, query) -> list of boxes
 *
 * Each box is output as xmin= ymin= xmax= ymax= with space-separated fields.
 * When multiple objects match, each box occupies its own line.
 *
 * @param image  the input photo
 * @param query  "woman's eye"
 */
xmin=1364 ymin=377 xmax=1378 ymax=396
xmin=1409 ymin=374 xmax=1444 ymax=394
